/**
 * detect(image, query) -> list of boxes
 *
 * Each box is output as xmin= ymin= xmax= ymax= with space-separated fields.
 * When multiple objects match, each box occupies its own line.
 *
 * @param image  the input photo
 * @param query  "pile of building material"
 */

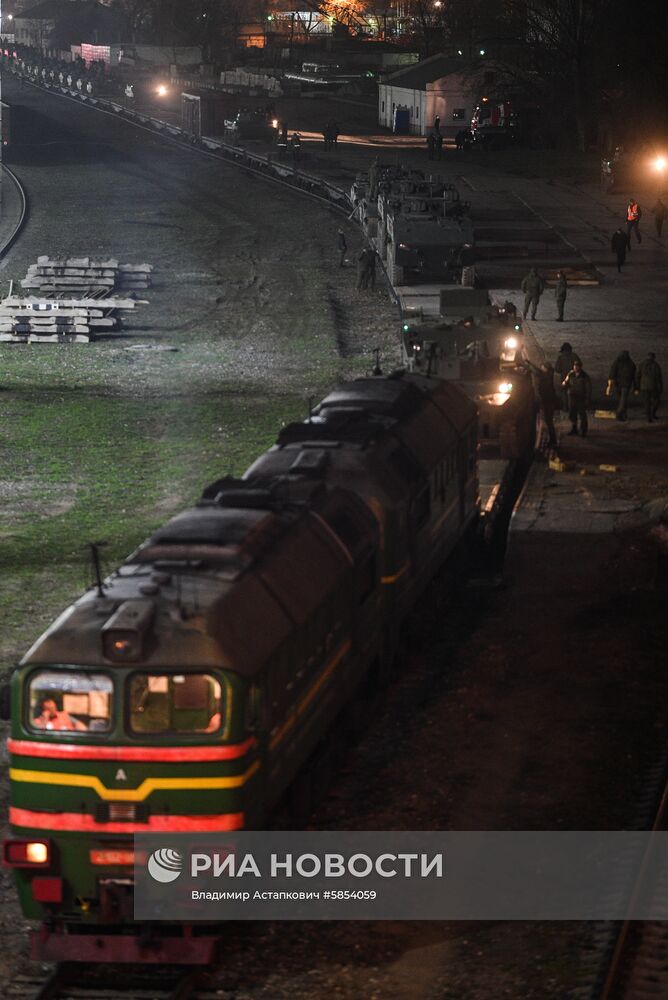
xmin=20 ymin=256 xmax=152 ymax=295
xmin=0 ymin=296 xmax=146 ymax=343
xmin=0 ymin=255 xmax=151 ymax=343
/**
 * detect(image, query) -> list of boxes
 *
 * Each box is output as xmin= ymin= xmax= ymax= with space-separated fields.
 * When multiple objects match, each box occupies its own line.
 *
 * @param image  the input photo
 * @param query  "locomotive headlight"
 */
xmin=26 ymin=842 xmax=49 ymax=864
xmin=504 ymin=336 xmax=518 ymax=350
xmin=4 ymin=839 xmax=51 ymax=867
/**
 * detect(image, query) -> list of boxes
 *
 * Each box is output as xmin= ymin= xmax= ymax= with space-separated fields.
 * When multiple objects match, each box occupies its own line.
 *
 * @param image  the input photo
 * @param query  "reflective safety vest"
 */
xmin=628 ymin=202 xmax=640 ymax=221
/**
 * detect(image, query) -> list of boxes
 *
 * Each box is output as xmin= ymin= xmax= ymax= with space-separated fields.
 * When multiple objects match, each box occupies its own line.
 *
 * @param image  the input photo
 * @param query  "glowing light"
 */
xmin=272 ymin=118 xmax=278 ymax=129
xmin=479 ymin=48 xmax=486 ymax=55
xmin=156 ymin=84 xmax=168 ymax=96
xmin=514 ymin=323 xmax=521 ymax=331
xmin=498 ymin=382 xmax=513 ymax=394
xmin=26 ymin=842 xmax=49 ymax=864
xmin=504 ymin=337 xmax=518 ymax=350
xmin=653 ymin=156 xmax=667 ymax=172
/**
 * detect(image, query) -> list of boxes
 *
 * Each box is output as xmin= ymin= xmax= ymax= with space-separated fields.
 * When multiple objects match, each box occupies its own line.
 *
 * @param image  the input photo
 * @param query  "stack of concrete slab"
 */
xmin=0 ymin=296 xmax=146 ymax=344
xmin=20 ymin=257 xmax=153 ymax=295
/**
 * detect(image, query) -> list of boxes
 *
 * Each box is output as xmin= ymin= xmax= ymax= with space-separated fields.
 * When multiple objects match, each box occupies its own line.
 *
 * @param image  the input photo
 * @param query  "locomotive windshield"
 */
xmin=28 ymin=670 xmax=112 ymax=733
xmin=128 ymin=673 xmax=223 ymax=734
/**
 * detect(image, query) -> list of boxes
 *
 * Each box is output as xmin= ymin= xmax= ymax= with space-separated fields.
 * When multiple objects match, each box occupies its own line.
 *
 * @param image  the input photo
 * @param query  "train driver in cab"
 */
xmin=33 ymin=697 xmax=87 ymax=732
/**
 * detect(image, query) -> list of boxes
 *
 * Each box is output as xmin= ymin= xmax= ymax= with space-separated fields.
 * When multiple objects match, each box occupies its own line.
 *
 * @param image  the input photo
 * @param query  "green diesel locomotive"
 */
xmin=2 ymin=370 xmax=478 ymax=963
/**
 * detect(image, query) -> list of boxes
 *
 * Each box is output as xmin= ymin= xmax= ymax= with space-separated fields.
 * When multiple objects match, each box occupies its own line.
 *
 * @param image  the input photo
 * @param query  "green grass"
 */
xmin=0 ymin=386 xmax=312 ymax=660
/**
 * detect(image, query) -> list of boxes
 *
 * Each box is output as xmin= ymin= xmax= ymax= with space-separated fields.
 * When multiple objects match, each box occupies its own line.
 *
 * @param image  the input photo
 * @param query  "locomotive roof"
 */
xmin=277 ymin=372 xmax=475 ymax=447
xmin=21 ymin=485 xmax=377 ymax=677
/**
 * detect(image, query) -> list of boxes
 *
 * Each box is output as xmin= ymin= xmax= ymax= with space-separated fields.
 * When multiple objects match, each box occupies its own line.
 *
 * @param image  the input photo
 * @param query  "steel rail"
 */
xmin=0 ymin=162 xmax=28 ymax=258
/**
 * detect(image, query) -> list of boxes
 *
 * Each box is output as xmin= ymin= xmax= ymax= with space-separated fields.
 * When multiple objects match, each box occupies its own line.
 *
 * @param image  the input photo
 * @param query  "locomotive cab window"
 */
xmin=129 ymin=673 xmax=223 ymax=734
xmin=28 ymin=670 xmax=112 ymax=733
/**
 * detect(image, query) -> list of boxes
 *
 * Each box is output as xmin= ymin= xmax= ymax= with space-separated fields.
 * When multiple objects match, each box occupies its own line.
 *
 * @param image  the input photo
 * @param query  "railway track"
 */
xmin=591 ymin=771 xmax=668 ymax=999
xmin=9 ymin=966 xmax=218 ymax=1000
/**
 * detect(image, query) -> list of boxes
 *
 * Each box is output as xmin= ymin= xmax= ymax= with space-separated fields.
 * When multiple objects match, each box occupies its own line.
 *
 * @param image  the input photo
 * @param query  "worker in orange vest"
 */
xmin=626 ymin=198 xmax=642 ymax=247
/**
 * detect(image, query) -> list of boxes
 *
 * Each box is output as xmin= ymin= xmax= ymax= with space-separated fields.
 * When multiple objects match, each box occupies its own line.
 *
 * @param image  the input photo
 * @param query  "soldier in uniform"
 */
xmin=555 ymin=270 xmax=568 ymax=321
xmin=607 ymin=349 xmax=636 ymax=420
xmin=562 ymin=360 xmax=592 ymax=436
xmin=356 ymin=248 xmax=369 ymax=289
xmin=524 ymin=360 xmax=559 ymax=447
xmin=521 ymin=267 xmax=545 ymax=319
xmin=554 ymin=342 xmax=581 ymax=413
xmin=635 ymin=352 xmax=663 ymax=421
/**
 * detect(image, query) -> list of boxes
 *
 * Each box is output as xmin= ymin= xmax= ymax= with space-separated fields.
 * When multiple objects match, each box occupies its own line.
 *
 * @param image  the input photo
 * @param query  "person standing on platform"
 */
xmin=611 ymin=227 xmax=629 ymax=271
xmin=521 ymin=267 xmax=545 ymax=319
xmin=524 ymin=360 xmax=559 ymax=448
xmin=555 ymin=270 xmax=568 ymax=321
xmin=626 ymin=198 xmax=642 ymax=246
xmin=635 ymin=352 xmax=663 ymax=422
xmin=606 ymin=349 xmax=636 ymax=420
xmin=562 ymin=360 xmax=592 ymax=436
xmin=555 ymin=342 xmax=582 ymax=413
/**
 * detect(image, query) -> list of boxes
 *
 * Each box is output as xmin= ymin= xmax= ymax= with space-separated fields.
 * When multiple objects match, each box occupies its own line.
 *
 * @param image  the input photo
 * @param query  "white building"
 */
xmin=378 ymin=53 xmax=479 ymax=137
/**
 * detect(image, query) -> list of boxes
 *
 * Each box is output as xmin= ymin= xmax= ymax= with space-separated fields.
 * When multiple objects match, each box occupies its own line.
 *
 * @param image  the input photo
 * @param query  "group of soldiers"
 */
xmin=528 ymin=342 xmax=663 ymax=444
xmin=520 ymin=268 xmax=568 ymax=321
xmin=336 ymin=227 xmax=377 ymax=290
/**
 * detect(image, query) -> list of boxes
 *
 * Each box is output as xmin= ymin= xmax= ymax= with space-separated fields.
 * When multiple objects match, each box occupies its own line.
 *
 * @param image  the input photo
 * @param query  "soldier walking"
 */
xmin=562 ymin=360 xmax=592 ymax=436
xmin=635 ymin=352 xmax=663 ymax=421
xmin=555 ymin=270 xmax=567 ymax=321
xmin=521 ymin=267 xmax=545 ymax=320
xmin=611 ymin=227 xmax=629 ymax=271
xmin=607 ymin=349 xmax=636 ymax=420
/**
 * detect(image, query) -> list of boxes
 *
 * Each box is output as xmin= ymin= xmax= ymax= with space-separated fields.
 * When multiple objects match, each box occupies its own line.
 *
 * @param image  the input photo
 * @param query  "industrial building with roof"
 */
xmin=377 ymin=53 xmax=481 ymax=137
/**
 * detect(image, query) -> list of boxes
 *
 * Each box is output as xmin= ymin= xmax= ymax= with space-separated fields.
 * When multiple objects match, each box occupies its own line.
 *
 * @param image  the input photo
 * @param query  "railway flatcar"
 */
xmin=1 ymin=370 xmax=477 ymax=964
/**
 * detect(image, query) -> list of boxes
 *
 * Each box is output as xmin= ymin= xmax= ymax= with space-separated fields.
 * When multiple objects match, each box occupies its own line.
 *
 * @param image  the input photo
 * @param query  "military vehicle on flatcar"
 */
xmin=2 ymin=371 xmax=478 ymax=965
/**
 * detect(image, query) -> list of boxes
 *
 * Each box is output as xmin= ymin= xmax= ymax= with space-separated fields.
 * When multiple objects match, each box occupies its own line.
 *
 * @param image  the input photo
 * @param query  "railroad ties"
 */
xmin=0 ymin=256 xmax=152 ymax=344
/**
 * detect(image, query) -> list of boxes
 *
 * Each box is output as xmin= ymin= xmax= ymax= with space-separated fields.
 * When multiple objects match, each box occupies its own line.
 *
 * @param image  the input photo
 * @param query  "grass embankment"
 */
xmin=0 ymin=341 xmax=342 ymax=666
